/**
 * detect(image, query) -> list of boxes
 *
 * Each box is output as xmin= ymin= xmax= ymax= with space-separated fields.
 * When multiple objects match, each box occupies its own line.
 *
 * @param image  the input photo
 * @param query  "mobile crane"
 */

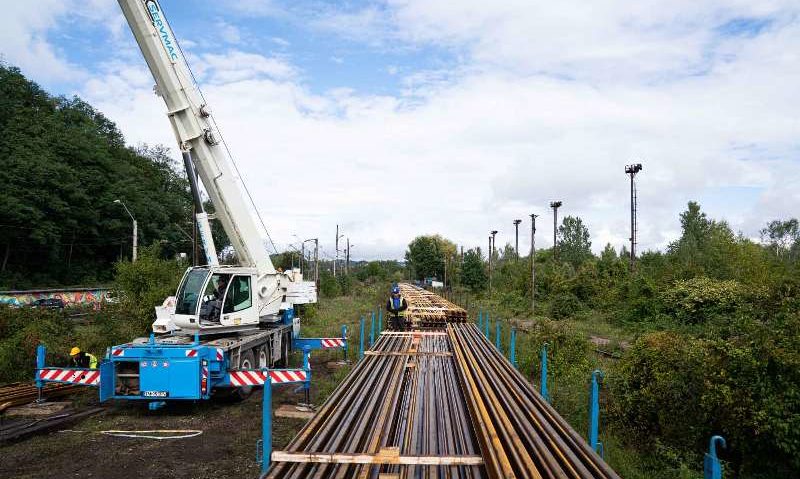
xmin=34 ymin=0 xmax=346 ymax=408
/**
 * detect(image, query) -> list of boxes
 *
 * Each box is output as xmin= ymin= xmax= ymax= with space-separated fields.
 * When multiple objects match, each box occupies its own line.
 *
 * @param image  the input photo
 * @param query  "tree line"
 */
xmin=0 ymin=65 xmax=199 ymax=289
xmin=405 ymin=205 xmax=799 ymax=476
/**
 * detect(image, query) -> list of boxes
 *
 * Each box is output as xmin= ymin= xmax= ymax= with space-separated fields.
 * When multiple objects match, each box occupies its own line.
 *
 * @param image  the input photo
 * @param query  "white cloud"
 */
xmin=216 ymin=20 xmax=243 ymax=45
xmin=74 ymin=1 xmax=800 ymax=261
xmin=194 ymin=51 xmax=297 ymax=83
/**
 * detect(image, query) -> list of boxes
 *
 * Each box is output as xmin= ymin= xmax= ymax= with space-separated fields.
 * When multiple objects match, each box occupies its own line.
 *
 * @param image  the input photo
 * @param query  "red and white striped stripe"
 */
xmin=111 ymin=348 xmax=125 ymax=357
xmin=320 ymin=338 xmax=345 ymax=348
xmin=215 ymin=348 xmax=224 ymax=361
xmin=38 ymin=368 xmax=100 ymax=386
xmin=228 ymin=369 xmax=307 ymax=386
xmin=185 ymin=349 xmax=198 ymax=357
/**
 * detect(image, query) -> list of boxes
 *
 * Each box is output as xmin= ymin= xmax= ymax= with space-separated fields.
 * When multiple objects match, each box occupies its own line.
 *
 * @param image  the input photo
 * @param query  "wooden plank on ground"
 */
xmin=271 ymin=451 xmax=484 ymax=466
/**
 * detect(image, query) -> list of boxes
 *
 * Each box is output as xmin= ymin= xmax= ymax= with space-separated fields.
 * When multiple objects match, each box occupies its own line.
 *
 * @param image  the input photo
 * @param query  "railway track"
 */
xmin=265 ymin=287 xmax=618 ymax=478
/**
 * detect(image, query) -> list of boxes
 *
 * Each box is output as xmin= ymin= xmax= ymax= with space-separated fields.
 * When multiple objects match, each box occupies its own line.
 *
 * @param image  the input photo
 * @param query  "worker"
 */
xmin=199 ymin=273 xmax=230 ymax=323
xmin=385 ymin=285 xmax=408 ymax=330
xmin=70 ymin=347 xmax=98 ymax=369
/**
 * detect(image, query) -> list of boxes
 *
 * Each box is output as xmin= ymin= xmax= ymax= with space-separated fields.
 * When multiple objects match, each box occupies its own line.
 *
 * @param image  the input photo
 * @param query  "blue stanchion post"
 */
xmin=370 ymin=311 xmax=376 ymax=346
xmin=35 ymin=344 xmax=46 ymax=401
xmin=359 ymin=316 xmax=365 ymax=360
xmin=704 ymin=435 xmax=726 ymax=479
xmin=588 ymin=370 xmax=604 ymax=455
xmin=484 ymin=312 xmax=490 ymax=338
xmin=260 ymin=372 xmax=273 ymax=474
xmin=540 ymin=343 xmax=550 ymax=402
xmin=509 ymin=328 xmax=517 ymax=368
xmin=341 ymin=325 xmax=348 ymax=361
xmin=302 ymin=345 xmax=311 ymax=405
xmin=495 ymin=321 xmax=501 ymax=351
xmin=478 ymin=311 xmax=483 ymax=331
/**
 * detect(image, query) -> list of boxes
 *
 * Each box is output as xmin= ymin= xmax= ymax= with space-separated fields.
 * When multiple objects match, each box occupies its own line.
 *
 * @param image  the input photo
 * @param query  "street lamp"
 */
xmin=513 ymin=219 xmax=522 ymax=260
xmin=114 ymin=199 xmax=138 ymax=262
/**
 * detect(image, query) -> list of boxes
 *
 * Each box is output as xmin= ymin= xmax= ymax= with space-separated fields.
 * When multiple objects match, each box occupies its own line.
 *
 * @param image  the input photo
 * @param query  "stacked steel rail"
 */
xmin=267 ymin=288 xmax=619 ymax=479
xmin=448 ymin=323 xmax=619 ymax=479
xmin=399 ymin=283 xmax=467 ymax=326
xmin=266 ymin=332 xmax=483 ymax=478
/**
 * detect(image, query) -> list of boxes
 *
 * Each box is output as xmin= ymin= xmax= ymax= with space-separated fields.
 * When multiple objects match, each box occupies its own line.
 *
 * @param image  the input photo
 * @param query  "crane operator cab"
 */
xmin=154 ymin=266 xmax=266 ymax=333
xmin=198 ymin=273 xmax=230 ymax=324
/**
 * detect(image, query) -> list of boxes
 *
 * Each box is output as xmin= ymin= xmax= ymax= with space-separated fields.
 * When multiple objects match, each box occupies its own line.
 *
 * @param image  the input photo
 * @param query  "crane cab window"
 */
xmin=175 ymin=268 xmax=210 ymax=315
xmin=223 ymin=276 xmax=252 ymax=313
xmin=198 ymin=273 xmax=231 ymax=323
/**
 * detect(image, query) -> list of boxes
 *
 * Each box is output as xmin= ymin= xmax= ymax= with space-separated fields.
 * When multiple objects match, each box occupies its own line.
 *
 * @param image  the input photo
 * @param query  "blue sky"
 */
xmin=2 ymin=0 xmax=798 ymax=259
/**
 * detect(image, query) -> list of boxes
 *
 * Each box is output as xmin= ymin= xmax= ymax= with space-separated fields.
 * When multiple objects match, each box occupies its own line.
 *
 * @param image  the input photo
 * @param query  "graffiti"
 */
xmin=0 ymin=288 xmax=112 ymax=308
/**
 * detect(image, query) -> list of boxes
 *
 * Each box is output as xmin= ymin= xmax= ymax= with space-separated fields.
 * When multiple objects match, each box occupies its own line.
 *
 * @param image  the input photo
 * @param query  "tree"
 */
xmin=461 ymin=248 xmax=488 ymax=292
xmin=557 ymin=216 xmax=592 ymax=267
xmin=761 ymin=219 xmax=800 ymax=261
xmin=668 ymin=202 xmax=739 ymax=279
xmin=405 ymin=235 xmax=456 ymax=280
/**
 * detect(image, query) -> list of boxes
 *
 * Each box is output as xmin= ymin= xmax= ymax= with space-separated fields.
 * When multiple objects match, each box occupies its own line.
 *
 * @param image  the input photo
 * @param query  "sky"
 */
xmin=1 ymin=0 xmax=798 ymax=261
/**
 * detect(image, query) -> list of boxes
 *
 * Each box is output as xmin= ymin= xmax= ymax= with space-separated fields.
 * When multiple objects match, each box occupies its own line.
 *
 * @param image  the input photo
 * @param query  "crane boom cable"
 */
xmin=165 ymin=2 xmax=279 ymax=255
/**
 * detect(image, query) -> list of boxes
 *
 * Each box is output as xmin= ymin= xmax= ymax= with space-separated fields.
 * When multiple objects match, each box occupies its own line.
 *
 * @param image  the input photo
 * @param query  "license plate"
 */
xmin=143 ymin=391 xmax=168 ymax=398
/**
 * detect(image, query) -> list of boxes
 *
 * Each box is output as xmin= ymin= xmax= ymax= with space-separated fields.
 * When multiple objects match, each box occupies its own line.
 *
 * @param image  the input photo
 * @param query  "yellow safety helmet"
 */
xmin=70 ymin=347 xmax=81 ymax=356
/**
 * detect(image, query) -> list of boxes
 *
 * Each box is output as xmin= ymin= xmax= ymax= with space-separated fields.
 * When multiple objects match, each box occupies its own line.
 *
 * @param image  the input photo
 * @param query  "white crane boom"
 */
xmin=118 ymin=0 xmax=306 ymax=329
xmin=118 ymin=0 xmax=273 ymax=275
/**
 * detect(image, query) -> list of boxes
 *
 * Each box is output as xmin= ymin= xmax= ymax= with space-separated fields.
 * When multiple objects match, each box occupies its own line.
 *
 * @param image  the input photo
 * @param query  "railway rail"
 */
xmin=0 ymin=382 xmax=81 ymax=413
xmin=265 ymin=286 xmax=619 ymax=478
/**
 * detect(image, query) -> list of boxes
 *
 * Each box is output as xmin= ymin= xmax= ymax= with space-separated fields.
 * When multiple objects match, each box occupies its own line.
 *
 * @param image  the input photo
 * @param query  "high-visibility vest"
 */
xmin=389 ymin=296 xmax=406 ymax=316
xmin=87 ymin=353 xmax=98 ymax=369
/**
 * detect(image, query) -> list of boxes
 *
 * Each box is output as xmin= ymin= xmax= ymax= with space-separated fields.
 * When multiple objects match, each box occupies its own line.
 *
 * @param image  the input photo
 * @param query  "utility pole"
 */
xmin=625 ymin=163 xmax=643 ymax=270
xmin=513 ymin=219 xmax=522 ymax=261
xmin=313 ymin=238 xmax=319 ymax=290
xmin=345 ymin=237 xmax=350 ymax=275
xmin=334 ymin=224 xmax=339 ymax=277
xmin=530 ymin=214 xmax=539 ymax=313
xmin=489 ymin=230 xmax=498 ymax=292
xmin=550 ymin=201 xmax=562 ymax=259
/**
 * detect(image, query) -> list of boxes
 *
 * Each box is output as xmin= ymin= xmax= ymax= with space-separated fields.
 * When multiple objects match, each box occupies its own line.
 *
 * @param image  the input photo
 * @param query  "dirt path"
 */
xmin=0 ymin=356 xmax=346 ymax=479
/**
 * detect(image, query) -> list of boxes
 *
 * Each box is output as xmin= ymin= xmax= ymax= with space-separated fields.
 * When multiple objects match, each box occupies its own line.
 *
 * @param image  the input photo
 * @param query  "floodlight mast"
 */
xmin=550 ymin=201 xmax=562 ymax=259
xmin=625 ymin=163 xmax=643 ymax=269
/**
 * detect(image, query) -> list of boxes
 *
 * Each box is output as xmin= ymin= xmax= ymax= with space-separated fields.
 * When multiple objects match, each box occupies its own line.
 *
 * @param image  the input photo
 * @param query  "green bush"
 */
xmin=0 ymin=306 xmax=76 ymax=382
xmin=660 ymin=277 xmax=750 ymax=324
xmin=549 ymin=292 xmax=584 ymax=320
xmin=608 ymin=320 xmax=800 ymax=477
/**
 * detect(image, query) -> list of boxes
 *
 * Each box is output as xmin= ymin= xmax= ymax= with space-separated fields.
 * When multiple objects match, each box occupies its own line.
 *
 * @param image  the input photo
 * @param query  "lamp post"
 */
xmin=513 ymin=219 xmax=522 ymax=261
xmin=114 ymin=199 xmax=137 ymax=262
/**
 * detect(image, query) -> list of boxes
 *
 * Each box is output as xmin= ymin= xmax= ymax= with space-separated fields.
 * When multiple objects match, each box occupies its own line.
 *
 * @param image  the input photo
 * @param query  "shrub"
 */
xmin=608 ymin=319 xmax=800 ymax=476
xmin=660 ymin=277 xmax=748 ymax=323
xmin=549 ymin=292 xmax=584 ymax=320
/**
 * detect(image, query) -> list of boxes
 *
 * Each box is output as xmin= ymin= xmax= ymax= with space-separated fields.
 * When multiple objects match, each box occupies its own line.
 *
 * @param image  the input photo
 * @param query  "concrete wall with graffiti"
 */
xmin=0 ymin=288 xmax=112 ymax=307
